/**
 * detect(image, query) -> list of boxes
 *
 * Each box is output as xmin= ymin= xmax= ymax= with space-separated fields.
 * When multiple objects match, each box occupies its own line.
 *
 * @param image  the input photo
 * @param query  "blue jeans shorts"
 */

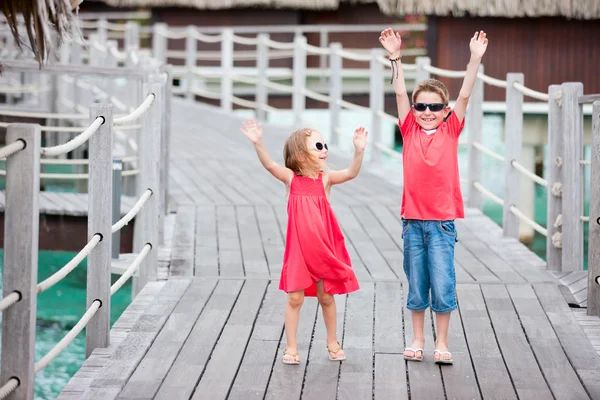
xmin=401 ymin=219 xmax=458 ymax=313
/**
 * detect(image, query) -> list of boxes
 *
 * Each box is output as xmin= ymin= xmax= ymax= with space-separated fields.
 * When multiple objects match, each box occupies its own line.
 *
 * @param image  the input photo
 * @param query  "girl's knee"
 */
xmin=288 ymin=291 xmax=304 ymax=308
xmin=317 ymin=292 xmax=334 ymax=307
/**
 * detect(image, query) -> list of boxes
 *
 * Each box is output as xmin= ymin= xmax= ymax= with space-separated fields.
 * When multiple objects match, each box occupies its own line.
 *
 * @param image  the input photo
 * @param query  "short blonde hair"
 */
xmin=412 ymin=79 xmax=450 ymax=105
xmin=283 ymin=128 xmax=321 ymax=177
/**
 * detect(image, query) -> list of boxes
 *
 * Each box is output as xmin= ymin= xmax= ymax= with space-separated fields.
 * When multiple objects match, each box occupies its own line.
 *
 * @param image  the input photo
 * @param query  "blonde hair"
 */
xmin=412 ymin=79 xmax=450 ymax=105
xmin=283 ymin=128 xmax=321 ymax=177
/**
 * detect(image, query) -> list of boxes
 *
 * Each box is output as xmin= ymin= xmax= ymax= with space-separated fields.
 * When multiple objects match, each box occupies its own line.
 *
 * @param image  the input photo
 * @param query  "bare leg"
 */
xmin=434 ymin=311 xmax=452 ymax=361
xmin=284 ymin=290 xmax=304 ymax=363
xmin=404 ymin=310 xmax=425 ymax=360
xmin=316 ymin=280 xmax=344 ymax=359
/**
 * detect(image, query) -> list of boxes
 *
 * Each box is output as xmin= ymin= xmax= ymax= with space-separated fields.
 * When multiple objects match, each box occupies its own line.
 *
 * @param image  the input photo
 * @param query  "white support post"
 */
xmin=152 ymin=23 xmax=168 ymax=65
xmin=415 ymin=57 xmax=431 ymax=84
xmin=112 ymin=159 xmax=123 ymax=260
xmin=71 ymin=38 xmax=82 ymax=113
xmin=156 ymin=73 xmax=168 ymax=244
xmin=547 ymin=85 xmax=563 ymax=271
xmin=255 ymin=33 xmax=269 ymax=122
xmin=105 ymin=40 xmax=118 ymax=96
xmin=185 ymin=26 xmax=197 ymax=102
xmin=329 ymin=43 xmax=342 ymax=146
xmin=1 ymin=124 xmax=40 ymax=400
xmin=467 ymin=65 xmax=484 ymax=209
xmin=125 ymin=21 xmax=140 ymax=51
xmin=221 ymin=29 xmax=234 ymax=112
xmin=132 ymin=78 xmax=161 ymax=296
xmin=86 ymin=104 xmax=113 ymax=357
xmin=369 ymin=48 xmax=384 ymax=164
xmin=292 ymin=34 xmax=307 ymax=127
xmin=97 ymin=19 xmax=108 ymax=44
xmin=503 ymin=73 xmax=524 ymax=239
xmin=319 ymin=29 xmax=328 ymax=86
xmin=588 ymin=101 xmax=600 ymax=316
xmin=561 ymin=82 xmax=584 ymax=271
xmin=162 ymin=66 xmax=173 ymax=218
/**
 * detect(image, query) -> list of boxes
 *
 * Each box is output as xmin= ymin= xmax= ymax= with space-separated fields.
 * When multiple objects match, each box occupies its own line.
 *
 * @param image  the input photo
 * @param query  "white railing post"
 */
xmin=125 ymin=21 xmax=140 ymax=50
xmin=415 ymin=56 xmax=431 ymax=83
xmin=561 ymin=82 xmax=584 ymax=271
xmin=132 ymin=78 xmax=162 ymax=296
xmin=97 ymin=19 xmax=108 ymax=43
xmin=467 ymin=65 xmax=484 ymax=209
xmin=319 ymin=28 xmax=328 ymax=86
xmin=161 ymin=66 xmax=173 ymax=218
xmin=292 ymin=34 xmax=307 ymax=127
xmin=86 ymin=104 xmax=113 ymax=357
xmin=1 ymin=124 xmax=40 ymax=400
xmin=152 ymin=23 xmax=168 ymax=65
xmin=255 ymin=33 xmax=269 ymax=122
xmin=369 ymin=48 xmax=384 ymax=164
xmin=329 ymin=42 xmax=342 ymax=146
xmin=547 ymin=84 xmax=563 ymax=271
xmin=185 ymin=26 xmax=197 ymax=102
xmin=221 ymin=28 xmax=234 ymax=112
xmin=588 ymin=101 xmax=600 ymax=316
xmin=112 ymin=158 xmax=123 ymax=260
xmin=503 ymin=73 xmax=524 ymax=239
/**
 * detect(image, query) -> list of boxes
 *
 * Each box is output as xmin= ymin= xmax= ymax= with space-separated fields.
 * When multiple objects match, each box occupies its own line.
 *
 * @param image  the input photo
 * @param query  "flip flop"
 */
xmin=282 ymin=349 xmax=300 ymax=365
xmin=434 ymin=349 xmax=453 ymax=365
xmin=327 ymin=341 xmax=346 ymax=361
xmin=403 ymin=347 xmax=424 ymax=361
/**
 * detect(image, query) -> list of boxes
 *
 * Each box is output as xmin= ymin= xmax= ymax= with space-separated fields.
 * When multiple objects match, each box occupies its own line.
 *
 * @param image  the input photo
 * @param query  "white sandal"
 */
xmin=403 ymin=347 xmax=423 ymax=361
xmin=434 ymin=349 xmax=453 ymax=365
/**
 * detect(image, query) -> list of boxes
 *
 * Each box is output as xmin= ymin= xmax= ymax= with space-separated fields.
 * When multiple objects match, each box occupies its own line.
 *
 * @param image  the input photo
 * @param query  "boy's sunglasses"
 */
xmin=413 ymin=103 xmax=445 ymax=112
xmin=310 ymin=142 xmax=328 ymax=151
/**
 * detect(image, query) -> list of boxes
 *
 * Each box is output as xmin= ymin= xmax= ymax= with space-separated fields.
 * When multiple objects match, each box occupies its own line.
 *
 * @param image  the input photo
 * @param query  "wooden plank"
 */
xmin=184 ymin=159 xmax=230 ymax=204
xmin=169 ymin=205 xmax=196 ymax=277
xmin=254 ymin=205 xmax=285 ymax=279
xmin=83 ymin=279 xmax=191 ymax=399
xmin=457 ymin=284 xmax=517 ymax=399
xmin=236 ymin=206 xmax=270 ymax=277
xmin=374 ymin=354 xmax=408 ymax=399
xmin=195 ymin=205 xmax=219 ymax=276
xmin=533 ymin=283 xmax=600 ymax=398
xmin=118 ymin=278 xmax=218 ymax=399
xmin=338 ymin=282 xmax=374 ymax=400
xmin=481 ymin=284 xmax=553 ymax=399
xmin=507 ymin=284 xmax=590 ymax=399
xmin=589 ymin=100 xmax=600 ymax=315
xmin=454 ymin=242 xmax=499 ymax=282
xmin=217 ymin=205 xmax=244 ymax=276
xmin=154 ymin=279 xmax=244 ymax=400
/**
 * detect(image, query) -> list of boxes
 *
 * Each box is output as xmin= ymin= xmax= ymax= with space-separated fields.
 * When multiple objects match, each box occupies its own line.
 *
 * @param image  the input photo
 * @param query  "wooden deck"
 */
xmin=59 ymin=100 xmax=600 ymax=400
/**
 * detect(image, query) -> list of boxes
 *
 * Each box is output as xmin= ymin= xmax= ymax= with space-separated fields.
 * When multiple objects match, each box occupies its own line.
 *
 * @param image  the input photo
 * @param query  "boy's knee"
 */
xmin=317 ymin=292 xmax=334 ymax=307
xmin=288 ymin=292 xmax=304 ymax=308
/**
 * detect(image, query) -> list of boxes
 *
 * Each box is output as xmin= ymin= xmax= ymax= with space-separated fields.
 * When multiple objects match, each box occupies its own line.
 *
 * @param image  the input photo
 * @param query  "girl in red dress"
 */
xmin=241 ymin=119 xmax=366 ymax=365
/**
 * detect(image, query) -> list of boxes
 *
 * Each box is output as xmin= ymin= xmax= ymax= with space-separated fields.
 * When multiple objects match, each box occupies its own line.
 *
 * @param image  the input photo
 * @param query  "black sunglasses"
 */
xmin=413 ymin=103 xmax=445 ymax=112
xmin=310 ymin=141 xmax=328 ymax=151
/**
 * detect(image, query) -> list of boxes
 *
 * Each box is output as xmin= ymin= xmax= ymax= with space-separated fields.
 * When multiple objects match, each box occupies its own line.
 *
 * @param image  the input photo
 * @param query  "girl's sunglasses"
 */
xmin=413 ymin=103 xmax=445 ymax=112
xmin=310 ymin=142 xmax=328 ymax=151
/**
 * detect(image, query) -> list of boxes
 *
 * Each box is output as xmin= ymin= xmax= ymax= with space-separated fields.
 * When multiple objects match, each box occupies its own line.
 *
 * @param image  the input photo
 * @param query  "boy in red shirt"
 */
xmin=379 ymin=28 xmax=488 ymax=364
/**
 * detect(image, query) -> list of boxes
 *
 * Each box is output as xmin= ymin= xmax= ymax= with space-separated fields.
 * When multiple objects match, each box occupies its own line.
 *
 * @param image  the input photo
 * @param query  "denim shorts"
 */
xmin=401 ymin=219 xmax=458 ymax=313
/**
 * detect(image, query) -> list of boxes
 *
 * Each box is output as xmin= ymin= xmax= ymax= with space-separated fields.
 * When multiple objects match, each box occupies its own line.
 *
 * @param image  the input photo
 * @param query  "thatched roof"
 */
xmin=99 ymin=0 xmax=600 ymax=19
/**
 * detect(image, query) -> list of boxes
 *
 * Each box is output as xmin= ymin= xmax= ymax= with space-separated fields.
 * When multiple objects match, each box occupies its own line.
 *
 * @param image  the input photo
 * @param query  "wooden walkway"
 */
xmin=59 ymin=100 xmax=600 ymax=400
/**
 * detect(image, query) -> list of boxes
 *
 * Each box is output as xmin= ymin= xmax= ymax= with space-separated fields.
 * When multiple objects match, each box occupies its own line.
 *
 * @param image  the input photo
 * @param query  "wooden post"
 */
xmin=162 ymin=66 xmax=173 ymax=218
xmin=97 ymin=19 xmax=108 ymax=43
xmin=255 ymin=33 xmax=269 ymax=122
xmin=546 ymin=85 xmax=563 ymax=271
xmin=185 ymin=26 xmax=197 ymax=102
xmin=561 ymin=82 xmax=584 ymax=272
xmin=156 ymin=73 xmax=167 ymax=245
xmin=152 ymin=23 xmax=168 ymax=65
xmin=329 ymin=42 xmax=342 ymax=146
xmin=502 ymin=73 xmax=524 ymax=239
xmin=369 ymin=48 xmax=384 ymax=164
xmin=221 ymin=29 xmax=234 ymax=112
xmin=415 ymin=56 xmax=431 ymax=84
xmin=1 ymin=124 xmax=40 ymax=400
xmin=125 ymin=21 xmax=140 ymax=50
xmin=132 ymin=79 xmax=161 ymax=296
xmin=588 ymin=101 xmax=600 ymax=316
xmin=319 ymin=29 xmax=328 ymax=86
xmin=292 ymin=34 xmax=307 ymax=127
xmin=86 ymin=104 xmax=113 ymax=357
xmin=467 ymin=65 xmax=484 ymax=209
xmin=112 ymin=158 xmax=122 ymax=259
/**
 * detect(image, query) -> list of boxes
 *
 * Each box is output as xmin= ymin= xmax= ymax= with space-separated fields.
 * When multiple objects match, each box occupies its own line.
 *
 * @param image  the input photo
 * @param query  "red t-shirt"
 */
xmin=399 ymin=111 xmax=465 ymax=220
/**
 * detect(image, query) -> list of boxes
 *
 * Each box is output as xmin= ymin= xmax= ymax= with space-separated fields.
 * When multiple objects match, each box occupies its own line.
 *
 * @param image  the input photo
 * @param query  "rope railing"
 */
xmin=337 ymin=98 xmax=370 ymax=112
xmin=0 ymin=169 xmax=140 ymax=180
xmin=472 ymin=141 xmax=505 ymax=162
xmin=39 ymin=156 xmax=137 ymax=166
xmin=113 ymin=93 xmax=156 ymax=125
xmin=581 ymin=159 xmax=592 ymax=166
xmin=303 ymin=42 xmax=331 ymax=56
xmin=0 ymin=140 xmax=25 ymax=159
xmin=265 ymin=38 xmax=295 ymax=50
xmin=473 ymin=181 xmax=504 ymax=206
xmin=477 ymin=72 xmax=508 ymax=88
xmin=334 ymin=48 xmax=371 ymax=62
xmin=512 ymin=81 xmax=549 ymax=101
xmin=188 ymin=29 xmax=223 ymax=43
xmin=110 ymin=243 xmax=152 ymax=295
xmin=510 ymin=160 xmax=548 ymax=187
xmin=423 ymin=65 xmax=467 ymax=78
xmin=374 ymin=142 xmax=403 ymax=160
xmin=509 ymin=205 xmax=548 ymax=236
xmin=40 ymin=117 xmax=104 ymax=157
xmin=0 ymin=109 xmax=89 ymax=119
xmin=581 ymin=216 xmax=590 ymax=222
xmin=112 ymin=189 xmax=153 ymax=233
xmin=0 ymin=121 xmax=140 ymax=133
xmin=0 ymin=378 xmax=19 ymax=400
xmin=0 ymin=292 xmax=21 ymax=313
xmin=231 ymin=33 xmax=259 ymax=46
xmin=302 ymin=88 xmax=331 ymax=104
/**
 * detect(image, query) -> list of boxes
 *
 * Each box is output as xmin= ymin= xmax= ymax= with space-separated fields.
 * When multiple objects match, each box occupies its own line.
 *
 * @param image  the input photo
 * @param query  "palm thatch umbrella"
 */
xmin=1 ymin=0 xmax=83 ymax=71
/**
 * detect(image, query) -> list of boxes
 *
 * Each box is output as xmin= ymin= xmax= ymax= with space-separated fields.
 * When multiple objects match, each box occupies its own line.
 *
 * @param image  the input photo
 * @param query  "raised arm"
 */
xmin=328 ymin=127 xmax=368 ymax=185
xmin=453 ymin=31 xmax=488 ymax=123
xmin=241 ymin=119 xmax=293 ymax=184
xmin=379 ymin=28 xmax=411 ymax=125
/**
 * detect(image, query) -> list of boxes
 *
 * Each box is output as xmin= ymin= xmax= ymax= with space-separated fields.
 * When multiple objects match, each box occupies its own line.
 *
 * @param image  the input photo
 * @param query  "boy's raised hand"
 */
xmin=470 ymin=31 xmax=488 ymax=59
xmin=241 ymin=118 xmax=263 ymax=144
xmin=379 ymin=28 xmax=402 ymax=56
xmin=353 ymin=127 xmax=368 ymax=152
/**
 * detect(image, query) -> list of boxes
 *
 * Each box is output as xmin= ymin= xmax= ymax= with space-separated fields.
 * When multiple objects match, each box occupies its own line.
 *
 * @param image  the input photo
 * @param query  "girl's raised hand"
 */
xmin=378 ymin=28 xmax=402 ymax=56
xmin=241 ymin=118 xmax=263 ymax=144
xmin=353 ymin=127 xmax=368 ymax=152
xmin=470 ymin=31 xmax=488 ymax=59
